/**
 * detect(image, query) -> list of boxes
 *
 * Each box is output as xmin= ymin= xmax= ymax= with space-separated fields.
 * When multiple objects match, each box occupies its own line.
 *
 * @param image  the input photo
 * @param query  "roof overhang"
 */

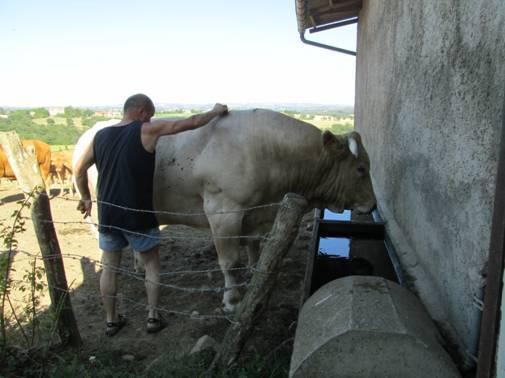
xmin=295 ymin=0 xmax=362 ymax=34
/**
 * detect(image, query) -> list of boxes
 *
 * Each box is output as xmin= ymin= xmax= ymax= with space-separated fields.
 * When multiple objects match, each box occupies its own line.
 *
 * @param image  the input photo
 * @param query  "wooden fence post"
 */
xmin=0 ymin=131 xmax=82 ymax=347
xmin=211 ymin=193 xmax=308 ymax=369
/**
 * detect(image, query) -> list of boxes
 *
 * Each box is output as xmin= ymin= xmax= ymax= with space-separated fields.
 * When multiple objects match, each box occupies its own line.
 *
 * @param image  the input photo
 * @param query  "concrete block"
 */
xmin=290 ymin=276 xmax=460 ymax=377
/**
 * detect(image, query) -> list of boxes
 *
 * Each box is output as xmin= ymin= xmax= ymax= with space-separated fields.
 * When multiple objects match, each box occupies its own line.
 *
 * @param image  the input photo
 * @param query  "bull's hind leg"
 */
xmin=203 ymin=193 xmax=244 ymax=312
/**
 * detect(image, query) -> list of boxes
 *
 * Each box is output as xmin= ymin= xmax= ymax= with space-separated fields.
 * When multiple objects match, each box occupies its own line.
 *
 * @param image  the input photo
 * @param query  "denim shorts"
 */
xmin=99 ymin=227 xmax=161 ymax=253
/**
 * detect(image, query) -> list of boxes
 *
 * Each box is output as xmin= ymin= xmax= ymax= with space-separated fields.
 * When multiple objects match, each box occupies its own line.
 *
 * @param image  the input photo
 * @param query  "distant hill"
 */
xmin=2 ymin=103 xmax=354 ymax=115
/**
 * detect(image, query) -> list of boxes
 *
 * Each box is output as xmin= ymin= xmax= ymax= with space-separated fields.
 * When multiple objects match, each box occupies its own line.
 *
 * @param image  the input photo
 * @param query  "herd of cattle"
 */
xmin=0 ymin=139 xmax=74 ymax=190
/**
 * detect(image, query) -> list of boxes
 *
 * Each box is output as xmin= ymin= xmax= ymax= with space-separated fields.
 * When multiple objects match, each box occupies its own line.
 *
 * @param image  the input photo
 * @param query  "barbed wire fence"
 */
xmin=3 ymin=189 xmax=308 ymax=363
xmin=0 ymin=132 xmax=309 ymax=364
xmin=5 ymin=198 xmax=279 ymax=313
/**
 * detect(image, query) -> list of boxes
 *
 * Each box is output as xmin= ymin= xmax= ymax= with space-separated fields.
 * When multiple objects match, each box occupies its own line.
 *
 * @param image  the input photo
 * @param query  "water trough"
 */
xmin=291 ymin=209 xmax=460 ymax=377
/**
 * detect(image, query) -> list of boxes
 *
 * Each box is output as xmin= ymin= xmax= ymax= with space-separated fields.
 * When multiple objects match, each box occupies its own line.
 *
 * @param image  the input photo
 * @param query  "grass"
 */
xmin=0 ymin=347 xmax=291 ymax=378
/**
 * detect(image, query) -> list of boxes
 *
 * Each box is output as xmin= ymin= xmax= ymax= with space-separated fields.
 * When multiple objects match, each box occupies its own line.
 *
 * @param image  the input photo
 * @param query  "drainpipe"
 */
xmin=299 ymin=17 xmax=358 ymax=56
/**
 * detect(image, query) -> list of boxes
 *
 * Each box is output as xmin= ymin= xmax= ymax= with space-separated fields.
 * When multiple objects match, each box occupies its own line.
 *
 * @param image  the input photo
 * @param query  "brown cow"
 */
xmin=0 ymin=139 xmax=52 ymax=181
xmin=50 ymin=150 xmax=73 ymax=191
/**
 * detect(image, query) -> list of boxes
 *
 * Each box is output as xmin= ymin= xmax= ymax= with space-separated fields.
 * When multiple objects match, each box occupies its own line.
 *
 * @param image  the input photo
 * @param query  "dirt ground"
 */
xmin=1 ymin=181 xmax=312 ymax=368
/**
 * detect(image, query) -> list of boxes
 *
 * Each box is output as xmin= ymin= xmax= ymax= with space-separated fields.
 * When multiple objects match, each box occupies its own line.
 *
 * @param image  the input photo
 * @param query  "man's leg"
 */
xmin=138 ymin=245 xmax=160 ymax=320
xmin=100 ymin=250 xmax=122 ymax=323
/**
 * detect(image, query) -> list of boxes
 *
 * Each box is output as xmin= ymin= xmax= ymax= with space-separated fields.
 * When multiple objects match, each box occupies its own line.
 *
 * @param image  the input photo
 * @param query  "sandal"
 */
xmin=105 ymin=314 xmax=127 ymax=337
xmin=146 ymin=316 xmax=167 ymax=334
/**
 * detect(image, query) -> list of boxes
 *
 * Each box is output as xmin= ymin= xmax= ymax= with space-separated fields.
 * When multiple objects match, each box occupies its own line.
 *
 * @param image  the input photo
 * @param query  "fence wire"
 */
xmin=2 ymin=192 xmax=293 ymax=336
xmin=6 ymin=278 xmax=238 ymax=325
xmin=46 ymin=193 xmax=282 ymax=217
xmin=13 ymin=249 xmax=261 ymax=294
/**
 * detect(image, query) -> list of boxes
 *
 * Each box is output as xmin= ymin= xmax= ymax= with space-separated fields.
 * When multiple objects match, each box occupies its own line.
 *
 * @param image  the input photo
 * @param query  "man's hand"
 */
xmin=213 ymin=103 xmax=228 ymax=116
xmin=77 ymin=199 xmax=92 ymax=218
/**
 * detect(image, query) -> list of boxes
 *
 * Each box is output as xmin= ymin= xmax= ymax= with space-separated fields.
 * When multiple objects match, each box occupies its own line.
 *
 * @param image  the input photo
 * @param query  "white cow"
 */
xmin=74 ymin=109 xmax=376 ymax=311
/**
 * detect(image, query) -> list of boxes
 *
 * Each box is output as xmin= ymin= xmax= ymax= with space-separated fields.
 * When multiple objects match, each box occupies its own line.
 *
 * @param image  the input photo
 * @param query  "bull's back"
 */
xmin=154 ymin=109 xmax=302 ymax=198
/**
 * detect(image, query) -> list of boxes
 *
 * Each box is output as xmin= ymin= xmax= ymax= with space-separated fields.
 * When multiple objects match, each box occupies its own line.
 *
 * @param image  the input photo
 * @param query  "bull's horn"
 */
xmin=348 ymin=137 xmax=358 ymax=158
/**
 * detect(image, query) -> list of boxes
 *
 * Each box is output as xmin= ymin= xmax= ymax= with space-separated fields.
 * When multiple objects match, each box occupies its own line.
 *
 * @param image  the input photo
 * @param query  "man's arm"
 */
xmin=74 ymin=141 xmax=95 ymax=218
xmin=141 ymin=103 xmax=228 ymax=152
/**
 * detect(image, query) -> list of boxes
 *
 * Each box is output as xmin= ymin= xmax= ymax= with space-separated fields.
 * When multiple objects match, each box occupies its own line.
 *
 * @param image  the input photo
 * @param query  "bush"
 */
xmin=82 ymin=116 xmax=109 ymax=128
xmin=63 ymin=107 xmax=93 ymax=118
xmin=31 ymin=108 xmax=50 ymax=118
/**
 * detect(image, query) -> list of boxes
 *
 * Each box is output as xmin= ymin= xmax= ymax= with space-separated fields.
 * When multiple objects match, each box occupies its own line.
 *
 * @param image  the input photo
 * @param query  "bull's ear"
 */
xmin=322 ymin=130 xmax=338 ymax=147
xmin=322 ymin=130 xmax=346 ymax=152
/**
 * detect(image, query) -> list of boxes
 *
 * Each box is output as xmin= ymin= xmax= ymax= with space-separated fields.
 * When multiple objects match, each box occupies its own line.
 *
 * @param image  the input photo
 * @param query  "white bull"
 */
xmin=75 ymin=109 xmax=376 ymax=311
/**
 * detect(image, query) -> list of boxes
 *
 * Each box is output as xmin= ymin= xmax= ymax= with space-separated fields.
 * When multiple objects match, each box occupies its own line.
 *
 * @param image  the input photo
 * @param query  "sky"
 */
xmin=0 ymin=1 xmax=357 ymax=108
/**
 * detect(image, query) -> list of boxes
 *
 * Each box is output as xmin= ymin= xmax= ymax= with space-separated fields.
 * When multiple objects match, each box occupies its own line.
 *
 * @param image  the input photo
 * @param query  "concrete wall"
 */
xmin=355 ymin=0 xmax=505 ymax=368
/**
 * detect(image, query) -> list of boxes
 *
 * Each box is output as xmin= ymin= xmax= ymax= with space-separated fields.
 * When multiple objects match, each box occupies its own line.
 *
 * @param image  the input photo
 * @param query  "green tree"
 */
xmin=31 ymin=108 xmax=49 ymax=118
xmin=82 ymin=115 xmax=109 ymax=128
xmin=9 ymin=109 xmax=32 ymax=122
xmin=64 ymin=106 xmax=80 ymax=118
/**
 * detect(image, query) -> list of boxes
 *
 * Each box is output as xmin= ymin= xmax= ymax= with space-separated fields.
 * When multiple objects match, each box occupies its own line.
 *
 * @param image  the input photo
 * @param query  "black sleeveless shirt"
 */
xmin=93 ymin=121 xmax=158 ymax=232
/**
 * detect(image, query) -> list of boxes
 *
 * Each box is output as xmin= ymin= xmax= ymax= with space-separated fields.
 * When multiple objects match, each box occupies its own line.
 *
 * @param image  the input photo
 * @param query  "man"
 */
xmin=74 ymin=94 xmax=228 ymax=336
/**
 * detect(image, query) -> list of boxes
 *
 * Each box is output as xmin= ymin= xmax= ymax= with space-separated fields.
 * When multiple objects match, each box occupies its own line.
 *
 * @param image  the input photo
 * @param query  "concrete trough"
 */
xmin=290 ymin=276 xmax=460 ymax=377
